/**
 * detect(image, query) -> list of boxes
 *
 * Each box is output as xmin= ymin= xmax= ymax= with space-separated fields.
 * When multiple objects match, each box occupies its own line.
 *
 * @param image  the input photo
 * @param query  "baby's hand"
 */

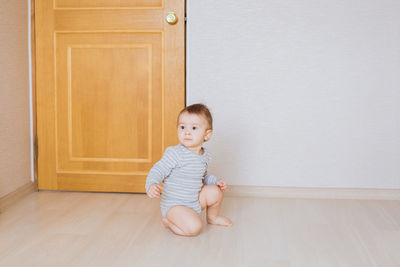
xmin=216 ymin=179 xmax=227 ymax=192
xmin=147 ymin=183 xmax=163 ymax=198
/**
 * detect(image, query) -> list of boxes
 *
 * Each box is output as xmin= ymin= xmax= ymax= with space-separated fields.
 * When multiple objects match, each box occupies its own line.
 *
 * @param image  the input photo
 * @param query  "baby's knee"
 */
xmin=207 ymin=185 xmax=223 ymax=201
xmin=184 ymin=220 xmax=202 ymax=236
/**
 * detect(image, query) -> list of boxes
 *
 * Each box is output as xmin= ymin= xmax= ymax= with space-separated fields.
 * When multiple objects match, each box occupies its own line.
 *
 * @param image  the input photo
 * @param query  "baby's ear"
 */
xmin=204 ymin=129 xmax=213 ymax=141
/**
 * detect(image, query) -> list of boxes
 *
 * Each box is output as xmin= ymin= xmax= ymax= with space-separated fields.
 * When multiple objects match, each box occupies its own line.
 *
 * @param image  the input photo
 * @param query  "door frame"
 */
xmin=31 ymin=0 xmax=38 ymax=190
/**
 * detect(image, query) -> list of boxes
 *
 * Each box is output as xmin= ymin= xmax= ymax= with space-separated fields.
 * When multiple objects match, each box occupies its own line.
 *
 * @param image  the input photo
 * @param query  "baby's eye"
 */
xmin=192 ymin=126 xmax=197 ymax=130
xmin=180 ymin=126 xmax=185 ymax=130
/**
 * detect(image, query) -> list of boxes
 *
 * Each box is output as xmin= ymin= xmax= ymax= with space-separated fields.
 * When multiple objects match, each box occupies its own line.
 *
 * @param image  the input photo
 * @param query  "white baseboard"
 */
xmin=225 ymin=185 xmax=400 ymax=200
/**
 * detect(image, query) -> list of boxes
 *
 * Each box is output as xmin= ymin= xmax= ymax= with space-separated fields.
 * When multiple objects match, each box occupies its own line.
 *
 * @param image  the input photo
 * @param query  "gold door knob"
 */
xmin=165 ymin=12 xmax=178 ymax=25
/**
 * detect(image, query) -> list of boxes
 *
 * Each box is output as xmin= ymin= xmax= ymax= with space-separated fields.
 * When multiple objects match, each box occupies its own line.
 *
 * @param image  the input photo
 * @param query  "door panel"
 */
xmin=35 ymin=0 xmax=184 ymax=192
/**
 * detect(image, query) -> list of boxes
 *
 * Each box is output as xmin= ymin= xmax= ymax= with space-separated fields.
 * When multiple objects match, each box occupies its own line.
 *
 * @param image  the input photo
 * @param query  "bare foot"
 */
xmin=207 ymin=216 xmax=232 ymax=226
xmin=161 ymin=217 xmax=169 ymax=228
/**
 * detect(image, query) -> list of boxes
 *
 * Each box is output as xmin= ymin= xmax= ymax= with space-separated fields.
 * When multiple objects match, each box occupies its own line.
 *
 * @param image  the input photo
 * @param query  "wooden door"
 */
xmin=35 ymin=0 xmax=185 ymax=192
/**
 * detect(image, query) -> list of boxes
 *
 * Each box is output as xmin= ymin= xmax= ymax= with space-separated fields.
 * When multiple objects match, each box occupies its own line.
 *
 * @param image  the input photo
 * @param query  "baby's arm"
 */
xmin=204 ymin=171 xmax=227 ymax=192
xmin=203 ymin=171 xmax=219 ymax=185
xmin=203 ymin=153 xmax=220 ymax=185
xmin=145 ymin=147 xmax=179 ymax=195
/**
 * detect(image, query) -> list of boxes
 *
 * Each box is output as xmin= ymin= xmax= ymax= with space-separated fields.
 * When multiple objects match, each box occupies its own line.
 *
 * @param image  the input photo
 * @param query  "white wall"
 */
xmin=187 ymin=0 xmax=400 ymax=188
xmin=0 ymin=0 xmax=32 ymax=197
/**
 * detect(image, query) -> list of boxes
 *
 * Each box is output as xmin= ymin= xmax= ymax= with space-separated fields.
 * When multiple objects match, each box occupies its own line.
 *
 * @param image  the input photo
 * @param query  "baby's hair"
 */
xmin=177 ymin=103 xmax=213 ymax=130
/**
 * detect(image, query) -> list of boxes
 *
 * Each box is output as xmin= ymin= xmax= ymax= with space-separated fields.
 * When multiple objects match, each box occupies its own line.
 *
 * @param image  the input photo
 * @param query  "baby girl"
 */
xmin=145 ymin=103 xmax=232 ymax=236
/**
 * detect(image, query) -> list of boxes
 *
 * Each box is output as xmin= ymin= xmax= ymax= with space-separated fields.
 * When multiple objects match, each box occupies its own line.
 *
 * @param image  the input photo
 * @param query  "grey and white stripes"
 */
xmin=145 ymin=144 xmax=218 ymax=216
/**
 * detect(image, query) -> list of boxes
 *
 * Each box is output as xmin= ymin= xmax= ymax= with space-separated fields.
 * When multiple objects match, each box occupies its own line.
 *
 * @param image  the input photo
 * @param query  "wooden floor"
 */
xmin=1 ymin=191 xmax=400 ymax=267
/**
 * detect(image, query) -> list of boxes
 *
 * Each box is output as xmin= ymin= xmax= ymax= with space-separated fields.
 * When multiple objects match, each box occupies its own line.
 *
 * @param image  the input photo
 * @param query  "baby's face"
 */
xmin=177 ymin=112 xmax=212 ymax=150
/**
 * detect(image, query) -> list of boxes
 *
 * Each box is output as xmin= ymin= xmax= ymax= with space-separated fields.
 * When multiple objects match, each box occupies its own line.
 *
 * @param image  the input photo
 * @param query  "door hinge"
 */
xmin=185 ymin=16 xmax=187 ymax=22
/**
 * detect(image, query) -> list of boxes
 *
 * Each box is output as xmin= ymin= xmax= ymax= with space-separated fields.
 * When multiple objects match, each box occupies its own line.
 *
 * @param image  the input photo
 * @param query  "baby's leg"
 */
xmin=199 ymin=185 xmax=232 ymax=226
xmin=163 ymin=206 xmax=203 ymax=236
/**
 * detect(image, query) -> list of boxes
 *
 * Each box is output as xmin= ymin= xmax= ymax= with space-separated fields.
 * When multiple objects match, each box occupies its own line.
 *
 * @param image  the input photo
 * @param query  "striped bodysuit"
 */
xmin=145 ymin=144 xmax=218 ymax=217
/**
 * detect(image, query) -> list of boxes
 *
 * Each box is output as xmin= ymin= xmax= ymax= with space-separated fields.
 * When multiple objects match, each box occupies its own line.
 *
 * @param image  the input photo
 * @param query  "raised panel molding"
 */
xmin=53 ymin=31 xmax=163 ymax=173
xmin=54 ymin=0 xmax=163 ymax=9
xmin=66 ymin=44 xmax=153 ymax=163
